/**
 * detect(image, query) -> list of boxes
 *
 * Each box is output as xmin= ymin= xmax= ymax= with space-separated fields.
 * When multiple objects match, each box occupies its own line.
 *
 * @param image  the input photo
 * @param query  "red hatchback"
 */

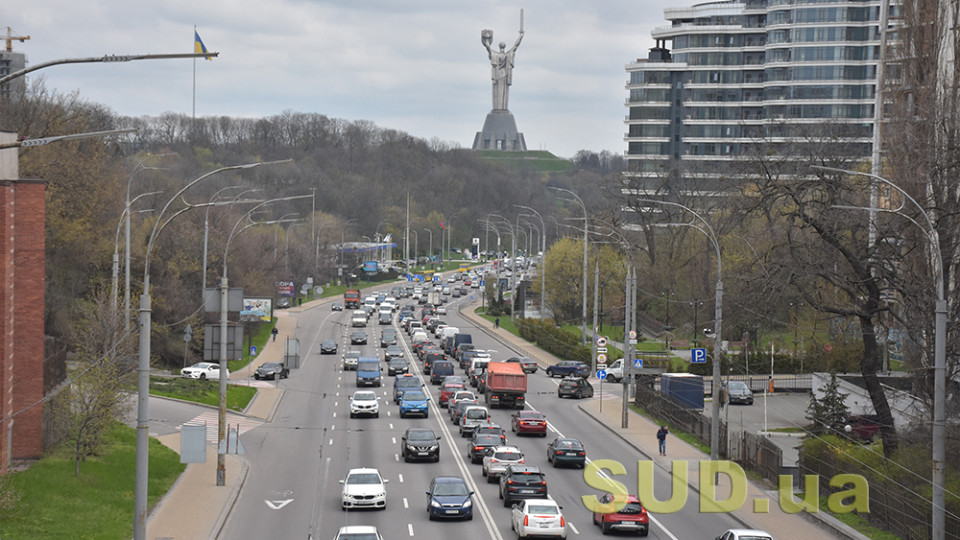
xmin=592 ymin=493 xmax=649 ymax=536
xmin=510 ymin=410 xmax=547 ymax=437
xmin=439 ymin=382 xmax=466 ymax=408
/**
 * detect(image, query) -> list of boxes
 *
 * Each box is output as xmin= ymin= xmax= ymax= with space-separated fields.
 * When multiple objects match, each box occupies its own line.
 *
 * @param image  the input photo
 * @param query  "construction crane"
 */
xmin=2 ymin=27 xmax=30 ymax=52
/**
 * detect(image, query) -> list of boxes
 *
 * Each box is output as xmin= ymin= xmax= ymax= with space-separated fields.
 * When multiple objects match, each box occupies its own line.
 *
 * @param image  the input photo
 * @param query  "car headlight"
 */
xmin=376 ymin=492 xmax=386 ymax=498
xmin=430 ymin=500 xmax=442 ymax=508
xmin=463 ymin=500 xmax=472 ymax=508
xmin=406 ymin=444 xmax=417 ymax=451
xmin=428 ymin=445 xmax=438 ymax=451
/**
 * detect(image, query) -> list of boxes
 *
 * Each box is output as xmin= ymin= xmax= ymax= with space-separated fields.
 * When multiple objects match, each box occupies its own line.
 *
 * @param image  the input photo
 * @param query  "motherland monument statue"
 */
xmin=472 ymin=9 xmax=527 ymax=151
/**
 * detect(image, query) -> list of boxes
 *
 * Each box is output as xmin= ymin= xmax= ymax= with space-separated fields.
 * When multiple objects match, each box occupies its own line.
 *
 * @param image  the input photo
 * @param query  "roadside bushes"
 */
xmin=516 ymin=318 xmax=591 ymax=364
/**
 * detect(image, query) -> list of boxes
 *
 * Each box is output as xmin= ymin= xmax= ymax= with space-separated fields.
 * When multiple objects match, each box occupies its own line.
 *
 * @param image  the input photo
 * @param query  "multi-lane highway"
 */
xmin=217 ymin=279 xmax=746 ymax=539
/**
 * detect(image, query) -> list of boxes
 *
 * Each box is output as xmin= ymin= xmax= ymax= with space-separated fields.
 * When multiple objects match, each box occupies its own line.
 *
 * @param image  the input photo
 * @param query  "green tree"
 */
xmin=806 ymin=371 xmax=850 ymax=436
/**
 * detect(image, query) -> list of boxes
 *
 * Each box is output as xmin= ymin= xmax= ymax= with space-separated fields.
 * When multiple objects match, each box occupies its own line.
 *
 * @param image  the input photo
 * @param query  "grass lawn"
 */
xmin=150 ymin=376 xmax=257 ymax=411
xmin=0 ymin=423 xmax=184 ymax=540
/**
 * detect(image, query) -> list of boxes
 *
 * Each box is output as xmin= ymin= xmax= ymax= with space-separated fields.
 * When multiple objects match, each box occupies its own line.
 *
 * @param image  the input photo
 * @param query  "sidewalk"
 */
xmin=145 ymin=300 xmax=317 ymax=539
xmin=458 ymin=304 xmax=869 ymax=540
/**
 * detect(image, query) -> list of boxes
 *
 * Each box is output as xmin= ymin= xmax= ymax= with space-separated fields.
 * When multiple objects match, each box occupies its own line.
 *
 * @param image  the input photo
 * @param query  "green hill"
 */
xmin=474 ymin=150 xmax=572 ymax=173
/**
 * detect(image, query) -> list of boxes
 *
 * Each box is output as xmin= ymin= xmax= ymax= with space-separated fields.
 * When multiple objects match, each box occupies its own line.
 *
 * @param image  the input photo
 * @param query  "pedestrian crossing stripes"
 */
xmin=179 ymin=410 xmax=264 ymax=444
xmin=243 ymin=379 xmax=281 ymax=389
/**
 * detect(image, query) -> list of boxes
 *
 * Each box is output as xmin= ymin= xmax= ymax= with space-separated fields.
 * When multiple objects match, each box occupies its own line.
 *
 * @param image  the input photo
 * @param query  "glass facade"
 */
xmin=624 ymin=0 xmax=896 ymax=193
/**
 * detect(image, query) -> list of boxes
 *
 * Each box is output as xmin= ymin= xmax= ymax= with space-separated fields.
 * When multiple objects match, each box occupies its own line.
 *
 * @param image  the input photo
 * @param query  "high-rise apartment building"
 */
xmin=624 ymin=0 xmax=896 ymax=195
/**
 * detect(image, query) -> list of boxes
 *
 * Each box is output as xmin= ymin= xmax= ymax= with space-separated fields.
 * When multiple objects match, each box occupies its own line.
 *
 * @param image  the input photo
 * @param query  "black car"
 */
xmin=320 ymin=339 xmax=338 ymax=354
xmin=387 ymin=357 xmax=409 ymax=376
xmin=466 ymin=433 xmax=502 ymax=464
xmin=331 ymin=302 xmax=344 ymax=311
xmin=380 ymin=330 xmax=398 ymax=347
xmin=401 ymin=428 xmax=441 ymax=462
xmin=254 ymin=362 xmax=289 ymax=380
xmin=350 ymin=331 xmax=368 ymax=345
xmin=558 ymin=376 xmax=595 ymax=399
xmin=384 ymin=345 xmax=405 ymax=361
xmin=426 ymin=476 xmax=474 ymax=520
xmin=546 ymin=437 xmax=586 ymax=468
xmin=546 ymin=360 xmax=590 ymax=378
xmin=499 ymin=465 xmax=547 ymax=507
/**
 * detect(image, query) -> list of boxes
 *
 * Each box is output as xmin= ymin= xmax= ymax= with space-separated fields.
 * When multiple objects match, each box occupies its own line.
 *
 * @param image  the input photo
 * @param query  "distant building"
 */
xmin=624 ymin=0 xmax=896 ymax=197
xmin=0 ymin=50 xmax=27 ymax=99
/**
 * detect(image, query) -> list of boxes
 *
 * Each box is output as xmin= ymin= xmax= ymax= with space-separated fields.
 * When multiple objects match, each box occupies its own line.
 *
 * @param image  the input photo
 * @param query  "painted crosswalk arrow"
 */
xmin=265 ymin=499 xmax=294 ymax=510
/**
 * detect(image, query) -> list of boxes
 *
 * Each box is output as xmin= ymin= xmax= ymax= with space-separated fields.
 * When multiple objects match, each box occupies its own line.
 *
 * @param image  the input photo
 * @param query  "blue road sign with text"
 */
xmin=692 ymin=348 xmax=707 ymax=364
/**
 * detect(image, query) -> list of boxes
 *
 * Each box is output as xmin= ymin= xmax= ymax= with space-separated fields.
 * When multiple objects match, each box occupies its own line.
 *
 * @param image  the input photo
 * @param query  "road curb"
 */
xmin=211 ymin=458 xmax=249 ymax=540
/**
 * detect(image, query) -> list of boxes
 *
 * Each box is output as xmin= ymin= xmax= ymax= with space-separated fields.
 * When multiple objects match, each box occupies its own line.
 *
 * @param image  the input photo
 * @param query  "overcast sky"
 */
xmin=7 ymin=1 xmax=679 ymax=158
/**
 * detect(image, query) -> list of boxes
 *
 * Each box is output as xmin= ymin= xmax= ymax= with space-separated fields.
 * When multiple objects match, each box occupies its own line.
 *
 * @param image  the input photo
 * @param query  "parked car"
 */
xmin=401 ymin=427 xmax=441 ymax=462
xmin=320 ymin=339 xmax=338 ymax=354
xmin=592 ymin=493 xmax=649 ymax=536
xmin=546 ymin=360 xmax=590 ymax=378
xmin=546 ymin=437 xmax=586 ymax=469
xmin=506 ymin=356 xmax=539 ymax=374
xmin=499 ymin=465 xmax=547 ymax=507
xmin=181 ymin=362 xmax=227 ymax=380
xmin=482 ymin=445 xmax=524 ymax=483
xmin=723 ymin=380 xmax=754 ymax=405
xmin=426 ymin=476 xmax=474 ymax=520
xmin=840 ymin=414 xmax=882 ymax=441
xmin=558 ymin=377 xmax=595 ymax=399
xmin=466 ymin=433 xmax=503 ymax=464
xmin=276 ymin=297 xmax=291 ymax=309
xmin=254 ymin=362 xmax=289 ymax=380
xmin=340 ymin=468 xmax=388 ymax=510
xmin=349 ymin=390 xmax=380 ymax=418
xmin=511 ymin=499 xmax=566 ymax=539
xmin=511 ymin=410 xmax=548 ymax=437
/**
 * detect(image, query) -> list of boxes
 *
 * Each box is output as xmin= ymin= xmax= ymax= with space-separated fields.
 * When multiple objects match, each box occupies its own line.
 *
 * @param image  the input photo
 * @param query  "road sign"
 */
xmin=597 ymin=369 xmax=607 ymax=380
xmin=596 ymin=336 xmax=607 ymax=347
xmin=634 ymin=358 xmax=644 ymax=369
xmin=691 ymin=348 xmax=707 ymax=364
xmin=596 ymin=353 xmax=608 ymax=364
xmin=628 ymin=330 xmax=637 ymax=340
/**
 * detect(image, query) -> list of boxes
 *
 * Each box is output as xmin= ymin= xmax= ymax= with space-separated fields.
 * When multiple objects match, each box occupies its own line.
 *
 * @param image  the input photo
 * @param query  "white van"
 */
xmin=411 ymin=330 xmax=428 ymax=344
xmin=351 ymin=310 xmax=367 ymax=327
xmin=469 ymin=358 xmax=490 ymax=377
xmin=406 ymin=321 xmax=423 ymax=335
xmin=439 ymin=326 xmax=459 ymax=342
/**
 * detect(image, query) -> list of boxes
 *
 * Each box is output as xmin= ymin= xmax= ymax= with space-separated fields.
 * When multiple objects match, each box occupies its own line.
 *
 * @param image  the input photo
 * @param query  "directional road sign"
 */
xmin=691 ymin=348 xmax=707 ymax=364
xmin=597 ymin=369 xmax=607 ymax=380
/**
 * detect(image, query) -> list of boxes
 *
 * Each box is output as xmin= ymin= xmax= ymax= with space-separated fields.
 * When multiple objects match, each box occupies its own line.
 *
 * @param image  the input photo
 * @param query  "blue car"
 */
xmin=399 ymin=390 xmax=430 ymax=418
xmin=394 ymin=374 xmax=423 ymax=403
xmin=426 ymin=476 xmax=474 ymax=521
xmin=545 ymin=360 xmax=590 ymax=378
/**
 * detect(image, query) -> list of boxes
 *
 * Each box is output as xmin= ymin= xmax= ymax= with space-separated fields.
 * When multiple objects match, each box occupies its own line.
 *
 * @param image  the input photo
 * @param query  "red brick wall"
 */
xmin=0 ymin=179 xmax=46 ymax=472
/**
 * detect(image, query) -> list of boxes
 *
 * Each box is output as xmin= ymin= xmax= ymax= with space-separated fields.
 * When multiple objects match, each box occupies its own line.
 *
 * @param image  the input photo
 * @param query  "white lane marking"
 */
xmin=398 ymin=473 xmax=404 ymax=483
xmin=395 ymin=454 xmax=399 ymax=462
xmin=328 ymin=439 xmax=333 ymax=445
xmin=334 ymin=402 xmax=338 ymax=407
xmin=333 ymin=412 xmax=337 ymax=418
xmin=389 ymin=423 xmax=394 ymax=430
xmin=407 ymin=524 xmax=414 ymax=536
xmin=568 ymin=522 xmax=580 ymax=534
xmin=403 ymin=497 xmax=409 ymax=509
xmin=387 ymin=410 xmax=391 ymax=417
xmin=392 ymin=437 xmax=397 ymax=444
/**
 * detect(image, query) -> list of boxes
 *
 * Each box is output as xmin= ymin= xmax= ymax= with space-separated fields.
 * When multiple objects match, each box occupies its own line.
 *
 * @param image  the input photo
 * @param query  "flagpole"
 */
xmin=192 ymin=26 xmax=197 ymax=122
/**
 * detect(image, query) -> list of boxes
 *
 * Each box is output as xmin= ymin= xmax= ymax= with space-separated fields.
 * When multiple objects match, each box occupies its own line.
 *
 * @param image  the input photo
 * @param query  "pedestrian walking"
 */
xmin=271 ymin=327 xmax=279 ymax=342
xmin=297 ymin=297 xmax=303 ymax=307
xmin=494 ymin=317 xmax=500 ymax=329
xmin=656 ymin=425 xmax=668 ymax=456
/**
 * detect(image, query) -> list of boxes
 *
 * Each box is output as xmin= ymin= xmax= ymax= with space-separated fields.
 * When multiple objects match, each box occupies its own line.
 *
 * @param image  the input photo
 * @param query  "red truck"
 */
xmin=484 ymin=362 xmax=527 ymax=409
xmin=344 ymin=289 xmax=361 ymax=309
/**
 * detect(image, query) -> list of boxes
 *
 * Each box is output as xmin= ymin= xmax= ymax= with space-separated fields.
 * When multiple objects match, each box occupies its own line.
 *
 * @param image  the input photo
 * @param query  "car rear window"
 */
xmin=494 ymin=451 xmax=522 ymax=460
xmin=527 ymin=504 xmax=558 ymax=514
xmin=466 ymin=409 xmax=487 ymax=419
xmin=512 ymin=472 xmax=545 ymax=483
xmin=619 ymin=502 xmax=645 ymax=514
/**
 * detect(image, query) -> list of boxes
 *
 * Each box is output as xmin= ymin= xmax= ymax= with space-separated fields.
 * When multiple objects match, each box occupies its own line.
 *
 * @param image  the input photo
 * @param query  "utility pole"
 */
xmin=622 ymin=264 xmax=632 ymax=428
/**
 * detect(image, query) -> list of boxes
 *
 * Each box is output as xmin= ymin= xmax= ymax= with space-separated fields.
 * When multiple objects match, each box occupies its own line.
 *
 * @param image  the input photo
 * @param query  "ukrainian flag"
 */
xmin=194 ymin=30 xmax=212 ymax=60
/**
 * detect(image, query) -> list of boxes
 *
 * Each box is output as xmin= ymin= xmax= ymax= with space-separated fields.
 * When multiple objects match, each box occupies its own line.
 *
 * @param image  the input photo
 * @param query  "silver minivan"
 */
xmin=458 ymin=405 xmax=490 ymax=437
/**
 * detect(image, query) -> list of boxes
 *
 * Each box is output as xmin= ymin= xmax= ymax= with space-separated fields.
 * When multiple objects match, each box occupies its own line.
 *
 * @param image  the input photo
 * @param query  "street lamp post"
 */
xmin=202 ymin=187 xmax=261 ymax=292
xmin=516 ymin=205 xmax=546 ymax=320
xmin=690 ymin=300 xmax=704 ymax=347
xmin=813 ymin=165 xmax=948 ymax=540
xmin=548 ymin=187 xmax=589 ymax=346
xmin=113 ymin=191 xmax=161 ymax=314
xmin=424 ymin=228 xmax=433 ymax=266
xmin=134 ymin=160 xmax=289 ymax=540
xmin=635 ymin=198 xmax=724 ymax=461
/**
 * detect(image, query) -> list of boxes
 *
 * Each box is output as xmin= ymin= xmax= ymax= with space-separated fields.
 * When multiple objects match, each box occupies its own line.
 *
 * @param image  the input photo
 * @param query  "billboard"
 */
xmin=242 ymin=297 xmax=273 ymax=322
xmin=275 ymin=280 xmax=295 ymax=297
xmin=363 ymin=261 xmax=378 ymax=273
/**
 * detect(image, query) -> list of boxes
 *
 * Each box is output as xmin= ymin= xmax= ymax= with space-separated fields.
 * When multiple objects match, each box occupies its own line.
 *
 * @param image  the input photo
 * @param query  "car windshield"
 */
xmin=466 ymin=409 xmax=486 ymax=419
xmin=729 ymin=382 xmax=749 ymax=392
xmin=527 ymin=504 xmax=558 ymax=514
xmin=340 ymin=532 xmax=379 ymax=540
xmin=404 ymin=392 xmax=427 ymax=401
xmin=260 ymin=363 xmax=280 ymax=369
xmin=406 ymin=430 xmax=436 ymax=442
xmin=346 ymin=473 xmax=381 ymax=485
xmin=353 ymin=392 xmax=377 ymax=401
xmin=389 ymin=359 xmax=405 ymax=365
xmin=397 ymin=379 xmax=420 ymax=388
xmin=494 ymin=451 xmax=522 ymax=460
xmin=433 ymin=482 xmax=469 ymax=496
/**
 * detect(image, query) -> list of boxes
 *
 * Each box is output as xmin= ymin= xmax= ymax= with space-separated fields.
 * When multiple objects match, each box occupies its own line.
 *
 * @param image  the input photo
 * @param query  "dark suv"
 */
xmin=401 ymin=427 xmax=441 ymax=462
xmin=545 ymin=360 xmax=590 ymax=378
xmin=498 ymin=465 xmax=547 ymax=507
xmin=558 ymin=377 xmax=594 ymax=399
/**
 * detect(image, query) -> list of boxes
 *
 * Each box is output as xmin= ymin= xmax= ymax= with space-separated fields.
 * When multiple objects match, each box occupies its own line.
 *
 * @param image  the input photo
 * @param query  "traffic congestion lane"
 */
xmin=435 ymin=293 xmax=747 ymax=539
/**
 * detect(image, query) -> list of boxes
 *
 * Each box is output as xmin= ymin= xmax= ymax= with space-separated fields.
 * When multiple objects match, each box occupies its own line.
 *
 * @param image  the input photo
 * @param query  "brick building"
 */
xmin=0 ymin=131 xmax=46 ymax=473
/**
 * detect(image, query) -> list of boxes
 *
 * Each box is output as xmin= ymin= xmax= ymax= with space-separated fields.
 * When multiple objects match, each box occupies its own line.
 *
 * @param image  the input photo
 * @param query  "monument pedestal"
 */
xmin=472 ymin=110 xmax=527 ymax=151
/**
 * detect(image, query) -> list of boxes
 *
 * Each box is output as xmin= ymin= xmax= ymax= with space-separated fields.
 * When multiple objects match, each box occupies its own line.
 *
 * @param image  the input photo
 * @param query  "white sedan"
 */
xmin=340 ymin=467 xmax=388 ymax=510
xmin=334 ymin=525 xmax=383 ymax=540
xmin=180 ymin=362 xmax=228 ymax=381
xmin=511 ymin=498 xmax=566 ymax=539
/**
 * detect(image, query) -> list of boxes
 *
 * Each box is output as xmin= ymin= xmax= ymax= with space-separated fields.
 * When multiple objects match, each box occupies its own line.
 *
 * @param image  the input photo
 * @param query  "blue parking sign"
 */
xmin=691 ymin=348 xmax=707 ymax=364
